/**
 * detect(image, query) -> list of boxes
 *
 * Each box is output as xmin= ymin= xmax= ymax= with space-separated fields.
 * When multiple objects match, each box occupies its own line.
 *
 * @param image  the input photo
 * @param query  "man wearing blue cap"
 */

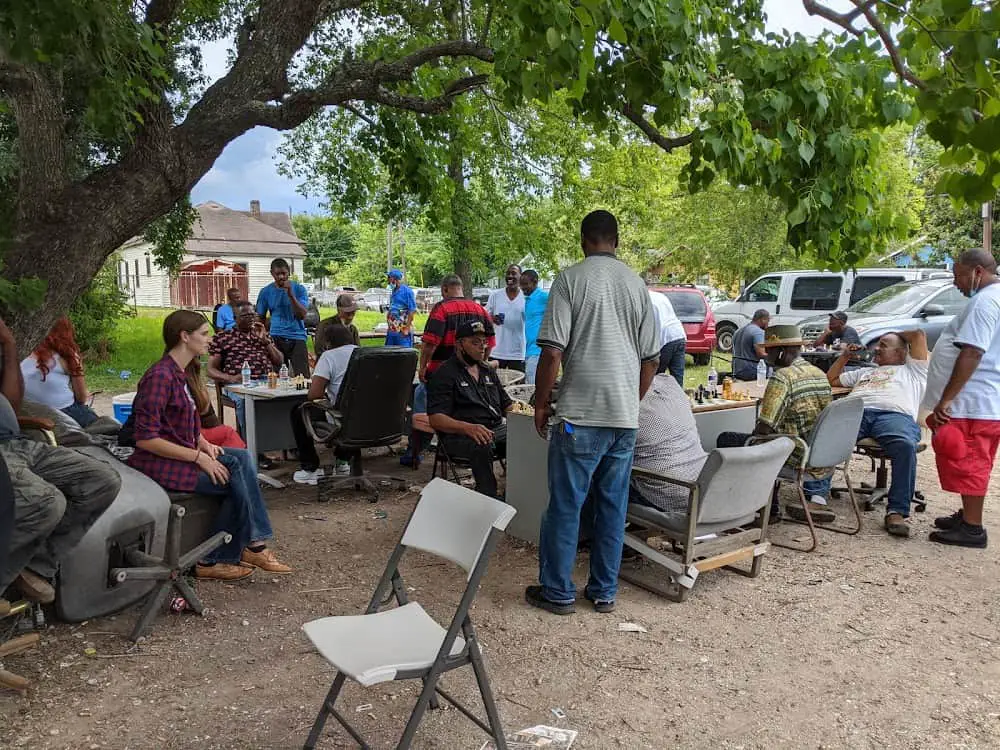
xmin=385 ymin=269 xmax=417 ymax=347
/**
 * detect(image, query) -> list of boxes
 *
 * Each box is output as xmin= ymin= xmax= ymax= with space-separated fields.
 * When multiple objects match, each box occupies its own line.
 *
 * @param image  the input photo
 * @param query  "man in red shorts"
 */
xmin=924 ymin=249 xmax=1000 ymax=549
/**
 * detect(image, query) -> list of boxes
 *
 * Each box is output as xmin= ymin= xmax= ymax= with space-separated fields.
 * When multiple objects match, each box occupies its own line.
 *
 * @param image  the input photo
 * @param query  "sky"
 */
xmin=190 ymin=0 xmax=850 ymax=216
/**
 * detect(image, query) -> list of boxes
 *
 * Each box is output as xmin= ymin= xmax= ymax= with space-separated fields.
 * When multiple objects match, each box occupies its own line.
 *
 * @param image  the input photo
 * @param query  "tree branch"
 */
xmin=143 ymin=0 xmax=184 ymax=28
xmin=850 ymin=0 xmax=928 ymax=91
xmin=801 ymin=0 xmax=866 ymax=37
xmin=622 ymin=103 xmax=695 ymax=152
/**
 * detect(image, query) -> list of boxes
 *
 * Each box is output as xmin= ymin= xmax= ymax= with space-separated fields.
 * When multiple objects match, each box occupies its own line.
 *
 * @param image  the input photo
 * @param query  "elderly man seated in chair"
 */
xmin=717 ymin=324 xmax=832 ymax=522
xmin=427 ymin=321 xmax=513 ymax=499
xmin=0 ymin=317 xmax=120 ymax=606
xmin=823 ymin=330 xmax=928 ymax=538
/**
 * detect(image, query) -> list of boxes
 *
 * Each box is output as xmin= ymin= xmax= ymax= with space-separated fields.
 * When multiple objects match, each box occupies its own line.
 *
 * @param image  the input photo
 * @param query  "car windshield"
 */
xmin=848 ymin=281 xmax=948 ymax=314
xmin=664 ymin=290 xmax=706 ymax=323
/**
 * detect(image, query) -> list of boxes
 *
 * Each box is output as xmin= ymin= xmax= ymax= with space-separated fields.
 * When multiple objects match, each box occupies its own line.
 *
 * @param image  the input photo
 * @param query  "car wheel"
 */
xmin=716 ymin=324 xmax=737 ymax=353
xmin=692 ymin=353 xmax=711 ymax=366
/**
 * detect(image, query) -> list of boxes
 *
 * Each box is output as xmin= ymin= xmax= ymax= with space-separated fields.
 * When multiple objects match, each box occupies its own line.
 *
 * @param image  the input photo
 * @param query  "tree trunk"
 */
xmin=3 ymin=132 xmax=224 ymax=352
xmin=447 ymin=125 xmax=474 ymax=298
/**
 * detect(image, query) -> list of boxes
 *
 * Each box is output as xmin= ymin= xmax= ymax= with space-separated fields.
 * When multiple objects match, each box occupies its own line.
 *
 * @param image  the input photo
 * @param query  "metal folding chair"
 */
xmin=755 ymin=398 xmax=865 ymax=552
xmin=301 ymin=478 xmax=516 ymax=749
xmin=620 ymin=438 xmax=793 ymax=602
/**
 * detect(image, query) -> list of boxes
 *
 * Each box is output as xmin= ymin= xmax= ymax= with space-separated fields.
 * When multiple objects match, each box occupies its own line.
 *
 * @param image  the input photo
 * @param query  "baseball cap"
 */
xmin=387 ymin=269 xmax=403 ymax=280
xmin=335 ymin=294 xmax=358 ymax=312
xmin=831 ymin=311 xmax=848 ymax=323
xmin=456 ymin=320 xmax=488 ymax=339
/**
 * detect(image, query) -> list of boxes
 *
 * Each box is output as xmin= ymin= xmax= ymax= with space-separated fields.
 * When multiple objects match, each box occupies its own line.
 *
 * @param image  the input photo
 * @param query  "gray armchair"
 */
xmin=620 ymin=437 xmax=794 ymax=602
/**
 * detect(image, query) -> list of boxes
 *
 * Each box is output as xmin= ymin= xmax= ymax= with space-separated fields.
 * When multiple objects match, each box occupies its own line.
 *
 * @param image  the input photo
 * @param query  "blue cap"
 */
xmin=387 ymin=269 xmax=403 ymax=280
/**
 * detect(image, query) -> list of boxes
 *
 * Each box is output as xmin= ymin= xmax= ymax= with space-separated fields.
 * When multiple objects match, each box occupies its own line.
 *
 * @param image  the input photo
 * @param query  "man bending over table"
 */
xmin=427 ymin=320 xmax=512 ymax=499
xmin=824 ymin=330 xmax=928 ymax=538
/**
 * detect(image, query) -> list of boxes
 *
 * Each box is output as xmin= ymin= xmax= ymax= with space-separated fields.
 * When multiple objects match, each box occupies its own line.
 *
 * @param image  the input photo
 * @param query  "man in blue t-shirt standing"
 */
xmin=255 ymin=257 xmax=311 ymax=376
xmin=519 ymin=269 xmax=549 ymax=384
xmin=385 ymin=268 xmax=417 ymax=347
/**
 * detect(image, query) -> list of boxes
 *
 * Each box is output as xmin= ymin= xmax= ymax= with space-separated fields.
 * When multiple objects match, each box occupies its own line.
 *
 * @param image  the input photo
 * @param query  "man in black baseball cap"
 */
xmin=813 ymin=310 xmax=861 ymax=348
xmin=427 ymin=320 xmax=513 ymax=498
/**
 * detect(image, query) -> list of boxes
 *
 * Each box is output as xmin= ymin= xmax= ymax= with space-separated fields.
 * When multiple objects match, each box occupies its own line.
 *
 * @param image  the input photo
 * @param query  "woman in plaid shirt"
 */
xmin=128 ymin=311 xmax=292 ymax=581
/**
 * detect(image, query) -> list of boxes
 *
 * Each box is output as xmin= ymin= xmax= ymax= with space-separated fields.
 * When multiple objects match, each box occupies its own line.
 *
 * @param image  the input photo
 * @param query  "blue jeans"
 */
xmin=805 ymin=409 xmax=921 ymax=516
xmin=657 ymin=338 xmax=686 ymax=387
xmin=539 ymin=423 xmax=637 ymax=604
xmin=226 ymin=391 xmax=247 ymax=437
xmin=192 ymin=448 xmax=274 ymax=564
xmin=62 ymin=401 xmax=99 ymax=428
xmin=525 ymin=355 xmax=540 ymax=385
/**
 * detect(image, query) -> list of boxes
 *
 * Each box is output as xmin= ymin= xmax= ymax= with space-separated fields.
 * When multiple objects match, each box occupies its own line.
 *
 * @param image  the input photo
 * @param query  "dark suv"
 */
xmin=798 ymin=278 xmax=968 ymax=350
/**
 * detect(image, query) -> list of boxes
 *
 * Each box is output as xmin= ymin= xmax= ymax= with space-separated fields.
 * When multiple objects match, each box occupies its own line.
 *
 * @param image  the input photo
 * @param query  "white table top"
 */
xmin=225 ymin=382 xmax=310 ymax=399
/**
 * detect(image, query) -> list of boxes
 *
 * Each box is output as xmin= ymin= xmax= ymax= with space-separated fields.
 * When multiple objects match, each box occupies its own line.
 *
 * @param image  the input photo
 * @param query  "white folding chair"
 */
xmin=301 ymin=478 xmax=516 ymax=749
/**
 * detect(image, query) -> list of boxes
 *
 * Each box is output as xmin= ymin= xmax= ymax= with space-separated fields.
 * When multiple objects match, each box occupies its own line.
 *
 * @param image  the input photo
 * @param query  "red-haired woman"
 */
xmin=20 ymin=317 xmax=99 ymax=427
xmin=128 ymin=310 xmax=291 ymax=581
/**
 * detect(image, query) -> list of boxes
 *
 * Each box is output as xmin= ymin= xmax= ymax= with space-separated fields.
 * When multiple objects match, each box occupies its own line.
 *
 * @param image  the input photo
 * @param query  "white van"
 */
xmin=714 ymin=268 xmax=951 ymax=352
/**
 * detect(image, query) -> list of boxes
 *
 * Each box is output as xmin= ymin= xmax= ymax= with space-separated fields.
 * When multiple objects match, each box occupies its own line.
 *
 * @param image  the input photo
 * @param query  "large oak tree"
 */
xmin=1 ymin=0 xmax=997 ymax=349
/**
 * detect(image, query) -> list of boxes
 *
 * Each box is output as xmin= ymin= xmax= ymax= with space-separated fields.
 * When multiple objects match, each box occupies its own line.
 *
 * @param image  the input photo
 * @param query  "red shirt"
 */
xmin=422 ymin=298 xmax=496 ymax=376
xmin=209 ymin=328 xmax=274 ymax=379
xmin=126 ymin=356 xmax=202 ymax=491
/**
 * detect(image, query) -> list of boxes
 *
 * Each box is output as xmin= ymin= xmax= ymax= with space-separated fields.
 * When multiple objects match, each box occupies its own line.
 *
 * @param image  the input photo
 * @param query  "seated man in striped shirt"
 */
xmin=717 ymin=325 xmax=832 ymax=522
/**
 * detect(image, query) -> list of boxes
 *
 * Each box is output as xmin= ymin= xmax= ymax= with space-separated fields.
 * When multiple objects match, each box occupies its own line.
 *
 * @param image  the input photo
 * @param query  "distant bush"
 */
xmin=69 ymin=258 xmax=130 ymax=360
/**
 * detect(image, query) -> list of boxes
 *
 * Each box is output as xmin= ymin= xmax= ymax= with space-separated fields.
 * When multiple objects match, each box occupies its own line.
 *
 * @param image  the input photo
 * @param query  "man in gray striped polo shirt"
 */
xmin=526 ymin=210 xmax=660 ymax=615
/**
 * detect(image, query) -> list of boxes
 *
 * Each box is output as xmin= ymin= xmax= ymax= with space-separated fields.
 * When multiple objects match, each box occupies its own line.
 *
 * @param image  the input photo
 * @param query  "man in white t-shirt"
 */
xmin=486 ymin=265 xmax=526 ymax=371
xmin=825 ymin=329 xmax=928 ymax=537
xmin=648 ymin=290 xmax=687 ymax=386
xmin=291 ymin=325 xmax=358 ymax=485
xmin=922 ymin=249 xmax=1000 ymax=549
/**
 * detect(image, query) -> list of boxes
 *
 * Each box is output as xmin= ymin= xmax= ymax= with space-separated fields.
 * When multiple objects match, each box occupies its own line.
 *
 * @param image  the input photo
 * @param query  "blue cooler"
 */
xmin=112 ymin=392 xmax=136 ymax=423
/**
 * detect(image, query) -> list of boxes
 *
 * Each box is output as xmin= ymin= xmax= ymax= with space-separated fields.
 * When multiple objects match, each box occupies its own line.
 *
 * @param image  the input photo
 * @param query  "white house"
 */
xmin=117 ymin=200 xmax=306 ymax=309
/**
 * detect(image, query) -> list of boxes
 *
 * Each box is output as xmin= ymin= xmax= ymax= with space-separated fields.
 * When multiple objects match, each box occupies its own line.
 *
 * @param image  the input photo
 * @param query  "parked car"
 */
xmin=472 ymin=287 xmax=494 ymax=307
xmin=797 ymin=278 xmax=967 ymax=351
xmin=358 ymin=287 xmax=390 ymax=312
xmin=415 ymin=287 xmax=443 ymax=312
xmin=650 ymin=285 xmax=717 ymax=366
xmin=713 ymin=267 xmax=952 ymax=352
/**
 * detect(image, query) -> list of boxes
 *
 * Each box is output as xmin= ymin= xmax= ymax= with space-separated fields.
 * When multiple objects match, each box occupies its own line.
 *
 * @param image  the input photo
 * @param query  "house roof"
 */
xmin=188 ymin=201 xmax=305 ymax=258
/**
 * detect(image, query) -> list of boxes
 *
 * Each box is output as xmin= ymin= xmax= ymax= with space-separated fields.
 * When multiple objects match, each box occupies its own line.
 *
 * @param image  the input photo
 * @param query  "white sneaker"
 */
xmin=293 ymin=469 xmax=324 ymax=486
xmin=810 ymin=494 xmax=829 ymax=506
xmin=335 ymin=461 xmax=351 ymax=476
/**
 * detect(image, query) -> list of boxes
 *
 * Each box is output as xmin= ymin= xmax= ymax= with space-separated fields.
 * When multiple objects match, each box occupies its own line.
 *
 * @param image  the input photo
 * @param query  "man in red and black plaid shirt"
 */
xmin=419 ymin=275 xmax=496 ymax=383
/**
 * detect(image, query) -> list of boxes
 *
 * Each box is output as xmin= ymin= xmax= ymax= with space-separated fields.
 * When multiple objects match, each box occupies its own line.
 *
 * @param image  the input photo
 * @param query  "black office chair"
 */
xmin=832 ymin=438 xmax=928 ymax=513
xmin=299 ymin=346 xmax=417 ymax=502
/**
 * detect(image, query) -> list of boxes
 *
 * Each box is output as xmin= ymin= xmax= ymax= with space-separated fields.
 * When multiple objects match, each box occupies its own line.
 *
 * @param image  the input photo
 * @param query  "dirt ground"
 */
xmin=3 ymin=437 xmax=1000 ymax=749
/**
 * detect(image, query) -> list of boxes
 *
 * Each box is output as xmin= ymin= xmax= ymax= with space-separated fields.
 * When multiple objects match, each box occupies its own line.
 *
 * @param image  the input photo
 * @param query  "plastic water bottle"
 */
xmin=279 ymin=363 xmax=289 ymax=387
xmin=756 ymin=359 xmax=767 ymax=387
xmin=241 ymin=361 xmax=251 ymax=388
xmin=707 ymin=365 xmax=718 ymax=397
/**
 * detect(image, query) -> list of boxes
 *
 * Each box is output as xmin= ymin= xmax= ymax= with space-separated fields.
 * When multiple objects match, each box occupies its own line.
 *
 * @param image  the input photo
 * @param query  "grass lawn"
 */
xmin=85 ymin=307 xmax=430 ymax=395
xmin=86 ymin=307 xmax=729 ymax=396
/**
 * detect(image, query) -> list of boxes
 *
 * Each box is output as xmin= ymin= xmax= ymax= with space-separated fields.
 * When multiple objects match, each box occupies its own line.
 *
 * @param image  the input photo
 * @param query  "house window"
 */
xmin=145 ymin=254 xmax=152 ymax=276
xmin=134 ymin=259 xmax=140 ymax=288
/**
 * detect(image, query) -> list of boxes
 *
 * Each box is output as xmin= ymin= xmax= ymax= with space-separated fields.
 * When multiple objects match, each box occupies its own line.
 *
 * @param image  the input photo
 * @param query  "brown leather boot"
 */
xmin=15 ymin=570 xmax=55 ymax=604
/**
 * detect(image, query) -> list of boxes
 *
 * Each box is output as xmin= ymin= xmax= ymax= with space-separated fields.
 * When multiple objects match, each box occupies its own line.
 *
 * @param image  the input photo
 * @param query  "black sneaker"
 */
xmin=583 ymin=591 xmax=616 ymax=614
xmin=524 ymin=585 xmax=575 ymax=615
xmin=928 ymin=521 xmax=988 ymax=549
xmin=934 ymin=509 xmax=964 ymax=531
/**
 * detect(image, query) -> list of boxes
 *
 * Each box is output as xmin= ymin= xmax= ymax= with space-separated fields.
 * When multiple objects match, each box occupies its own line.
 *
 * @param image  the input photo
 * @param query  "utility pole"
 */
xmin=984 ymin=202 xmax=993 ymax=254
xmin=386 ymin=222 xmax=393 ymax=273
xmin=398 ymin=225 xmax=406 ymax=278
